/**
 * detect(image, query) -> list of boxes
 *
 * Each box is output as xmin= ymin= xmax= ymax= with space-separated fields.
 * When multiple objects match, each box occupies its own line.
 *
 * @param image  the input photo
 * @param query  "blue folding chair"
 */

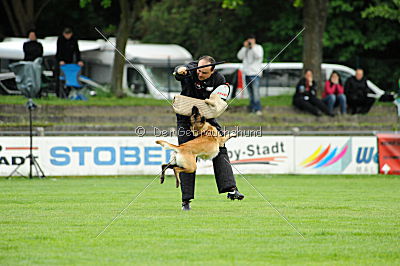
xmin=60 ymin=64 xmax=87 ymax=100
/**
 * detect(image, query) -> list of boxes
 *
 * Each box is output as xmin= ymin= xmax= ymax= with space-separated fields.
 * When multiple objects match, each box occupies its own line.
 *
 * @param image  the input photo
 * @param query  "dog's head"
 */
xmin=190 ymin=106 xmax=219 ymax=137
xmin=190 ymin=106 xmax=206 ymax=136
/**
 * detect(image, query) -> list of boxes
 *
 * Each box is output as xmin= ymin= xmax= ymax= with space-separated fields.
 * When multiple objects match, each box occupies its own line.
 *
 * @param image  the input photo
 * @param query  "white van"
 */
xmin=0 ymin=37 xmax=193 ymax=99
xmin=215 ymin=62 xmax=384 ymax=99
xmin=82 ymin=39 xmax=192 ymax=99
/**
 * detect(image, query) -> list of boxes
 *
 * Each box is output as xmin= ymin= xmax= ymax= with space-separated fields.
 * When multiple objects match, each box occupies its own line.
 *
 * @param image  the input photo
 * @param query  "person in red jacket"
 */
xmin=322 ymin=71 xmax=347 ymax=114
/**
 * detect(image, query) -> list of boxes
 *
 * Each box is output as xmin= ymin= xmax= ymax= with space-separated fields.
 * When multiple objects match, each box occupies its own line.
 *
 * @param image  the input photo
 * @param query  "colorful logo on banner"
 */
xmin=300 ymin=139 xmax=352 ymax=173
xmin=230 ymin=156 xmax=287 ymax=165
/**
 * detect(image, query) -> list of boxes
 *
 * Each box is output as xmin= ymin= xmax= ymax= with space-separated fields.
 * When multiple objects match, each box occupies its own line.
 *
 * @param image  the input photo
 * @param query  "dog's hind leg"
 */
xmin=173 ymin=167 xmax=185 ymax=188
xmin=160 ymin=152 xmax=177 ymax=184
xmin=172 ymin=155 xmax=197 ymax=188
xmin=160 ymin=163 xmax=177 ymax=184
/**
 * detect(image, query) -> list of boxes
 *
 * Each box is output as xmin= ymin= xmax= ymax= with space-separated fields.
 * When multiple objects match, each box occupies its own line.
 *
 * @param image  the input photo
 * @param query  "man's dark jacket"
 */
xmin=344 ymin=76 xmax=371 ymax=101
xmin=55 ymin=35 xmax=81 ymax=63
xmin=174 ymin=61 xmax=226 ymax=122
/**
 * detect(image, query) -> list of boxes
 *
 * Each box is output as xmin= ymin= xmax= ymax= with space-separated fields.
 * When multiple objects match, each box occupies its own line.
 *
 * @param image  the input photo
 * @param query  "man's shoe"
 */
xmin=227 ymin=189 xmax=245 ymax=201
xmin=182 ymin=201 xmax=191 ymax=211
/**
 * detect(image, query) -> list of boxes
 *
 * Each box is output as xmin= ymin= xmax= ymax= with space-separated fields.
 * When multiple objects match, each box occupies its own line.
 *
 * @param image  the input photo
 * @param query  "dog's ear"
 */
xmin=192 ymin=106 xmax=199 ymax=115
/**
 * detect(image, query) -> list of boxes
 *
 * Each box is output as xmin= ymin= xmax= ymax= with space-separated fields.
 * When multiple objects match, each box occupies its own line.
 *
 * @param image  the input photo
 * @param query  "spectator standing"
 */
xmin=237 ymin=35 xmax=264 ymax=115
xmin=23 ymin=29 xmax=43 ymax=61
xmin=55 ymin=27 xmax=83 ymax=97
xmin=293 ymin=69 xmax=333 ymax=117
xmin=56 ymin=27 xmax=83 ymax=66
xmin=344 ymin=68 xmax=375 ymax=114
xmin=322 ymin=71 xmax=347 ymax=114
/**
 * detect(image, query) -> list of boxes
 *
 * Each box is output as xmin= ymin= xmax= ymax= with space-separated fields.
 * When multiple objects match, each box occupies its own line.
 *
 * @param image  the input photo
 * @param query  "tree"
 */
xmin=81 ymin=0 xmax=144 ymax=97
xmin=1 ymin=0 xmax=52 ymax=36
xmin=295 ymin=0 xmax=329 ymax=92
xmin=362 ymin=0 xmax=400 ymax=22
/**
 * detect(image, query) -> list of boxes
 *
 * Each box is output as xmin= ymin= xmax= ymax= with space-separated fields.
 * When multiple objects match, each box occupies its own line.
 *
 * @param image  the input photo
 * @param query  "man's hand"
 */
xmin=59 ymin=61 xmax=65 ymax=65
xmin=243 ymin=40 xmax=249 ymax=48
xmin=78 ymin=61 xmax=84 ymax=67
xmin=177 ymin=66 xmax=188 ymax=75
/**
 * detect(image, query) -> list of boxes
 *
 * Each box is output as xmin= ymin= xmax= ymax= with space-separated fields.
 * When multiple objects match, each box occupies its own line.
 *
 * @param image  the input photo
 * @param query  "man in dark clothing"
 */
xmin=55 ymin=28 xmax=83 ymax=97
xmin=344 ymin=68 xmax=375 ymax=114
xmin=23 ymin=30 xmax=43 ymax=61
xmin=55 ymin=28 xmax=83 ymax=66
xmin=174 ymin=55 xmax=244 ymax=211
xmin=293 ymin=69 xmax=333 ymax=117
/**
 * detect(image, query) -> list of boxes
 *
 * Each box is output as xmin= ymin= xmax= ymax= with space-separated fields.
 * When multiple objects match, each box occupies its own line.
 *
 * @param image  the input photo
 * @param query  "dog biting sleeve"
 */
xmin=173 ymin=95 xmax=227 ymax=119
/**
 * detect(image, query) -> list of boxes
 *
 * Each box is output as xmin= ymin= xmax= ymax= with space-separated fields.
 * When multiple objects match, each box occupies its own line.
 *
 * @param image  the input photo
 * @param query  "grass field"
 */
xmin=0 ymin=94 xmax=394 ymax=107
xmin=1 ymin=174 xmax=399 ymax=265
xmin=1 ymin=94 xmax=291 ymax=107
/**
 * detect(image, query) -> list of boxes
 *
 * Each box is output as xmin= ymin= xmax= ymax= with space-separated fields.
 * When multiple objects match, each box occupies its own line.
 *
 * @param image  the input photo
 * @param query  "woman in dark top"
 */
xmin=293 ymin=69 xmax=333 ymax=117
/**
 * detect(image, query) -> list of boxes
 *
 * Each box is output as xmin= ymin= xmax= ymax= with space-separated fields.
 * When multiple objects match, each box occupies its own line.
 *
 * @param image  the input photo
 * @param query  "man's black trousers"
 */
xmin=176 ymin=119 xmax=237 ymax=201
xmin=347 ymin=97 xmax=375 ymax=114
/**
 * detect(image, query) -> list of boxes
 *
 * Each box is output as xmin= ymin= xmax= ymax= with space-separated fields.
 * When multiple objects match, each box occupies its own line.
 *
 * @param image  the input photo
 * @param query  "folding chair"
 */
xmin=60 ymin=64 xmax=87 ymax=100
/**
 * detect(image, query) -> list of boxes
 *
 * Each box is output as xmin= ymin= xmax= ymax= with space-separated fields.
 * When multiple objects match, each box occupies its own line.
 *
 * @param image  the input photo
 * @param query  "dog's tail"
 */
xmin=156 ymin=140 xmax=179 ymax=152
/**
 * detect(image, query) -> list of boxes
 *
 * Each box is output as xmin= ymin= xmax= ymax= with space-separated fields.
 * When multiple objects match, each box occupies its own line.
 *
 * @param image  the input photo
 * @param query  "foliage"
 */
xmin=80 ymin=0 xmax=112 ymax=8
xmin=1 ymin=0 xmax=399 ymax=90
xmin=139 ymin=0 xmax=302 ymax=62
xmin=362 ymin=0 xmax=400 ymax=22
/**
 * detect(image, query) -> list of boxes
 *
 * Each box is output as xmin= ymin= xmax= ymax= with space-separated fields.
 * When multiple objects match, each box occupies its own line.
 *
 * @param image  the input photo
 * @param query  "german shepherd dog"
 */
xmin=156 ymin=106 xmax=235 ymax=188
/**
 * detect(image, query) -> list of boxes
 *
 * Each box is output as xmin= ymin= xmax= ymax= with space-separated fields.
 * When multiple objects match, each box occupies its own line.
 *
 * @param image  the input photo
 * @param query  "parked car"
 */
xmin=215 ymin=62 xmax=385 ymax=99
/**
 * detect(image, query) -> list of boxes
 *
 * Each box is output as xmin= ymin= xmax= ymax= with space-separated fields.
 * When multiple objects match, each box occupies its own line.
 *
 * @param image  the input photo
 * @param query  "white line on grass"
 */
xmin=95 ymin=162 xmax=171 ymax=238
xmin=225 ymin=158 xmax=305 ymax=239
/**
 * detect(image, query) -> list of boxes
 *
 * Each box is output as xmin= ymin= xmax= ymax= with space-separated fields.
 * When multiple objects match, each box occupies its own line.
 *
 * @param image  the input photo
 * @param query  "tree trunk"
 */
xmin=2 ymin=0 xmax=50 ymax=36
xmin=110 ymin=0 xmax=144 ymax=97
xmin=111 ymin=19 xmax=130 ymax=98
xmin=302 ymin=0 xmax=329 ymax=94
xmin=2 ymin=0 xmax=21 ymax=36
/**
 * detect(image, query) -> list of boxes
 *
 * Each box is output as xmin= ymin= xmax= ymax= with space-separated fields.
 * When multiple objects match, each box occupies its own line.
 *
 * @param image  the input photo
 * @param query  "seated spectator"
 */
xmin=322 ymin=71 xmax=347 ymax=114
xmin=293 ymin=69 xmax=333 ymax=117
xmin=23 ymin=29 xmax=43 ymax=61
xmin=344 ymin=68 xmax=375 ymax=114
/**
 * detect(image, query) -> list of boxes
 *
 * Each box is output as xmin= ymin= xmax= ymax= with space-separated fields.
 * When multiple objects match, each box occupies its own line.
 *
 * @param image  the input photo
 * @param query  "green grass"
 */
xmin=1 ymin=175 xmax=399 ymax=265
xmin=0 ymin=95 xmax=171 ymax=107
xmin=1 ymin=94 xmax=395 ymax=108
xmin=0 ymin=94 xmax=294 ymax=107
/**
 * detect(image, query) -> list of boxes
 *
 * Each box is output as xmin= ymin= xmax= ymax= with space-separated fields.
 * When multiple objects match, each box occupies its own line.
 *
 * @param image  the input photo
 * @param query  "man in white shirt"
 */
xmin=237 ymin=35 xmax=264 ymax=115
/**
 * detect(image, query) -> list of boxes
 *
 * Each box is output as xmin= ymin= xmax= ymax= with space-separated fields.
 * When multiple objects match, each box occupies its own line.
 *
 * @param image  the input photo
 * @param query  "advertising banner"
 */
xmin=0 ymin=136 xmax=378 ymax=176
xmin=377 ymin=134 xmax=400 ymax=175
xmin=0 ymin=136 xmax=294 ymax=176
xmin=294 ymin=137 xmax=378 ymax=174
xmin=197 ymin=136 xmax=294 ymax=174
xmin=0 ymin=137 xmax=175 ymax=176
